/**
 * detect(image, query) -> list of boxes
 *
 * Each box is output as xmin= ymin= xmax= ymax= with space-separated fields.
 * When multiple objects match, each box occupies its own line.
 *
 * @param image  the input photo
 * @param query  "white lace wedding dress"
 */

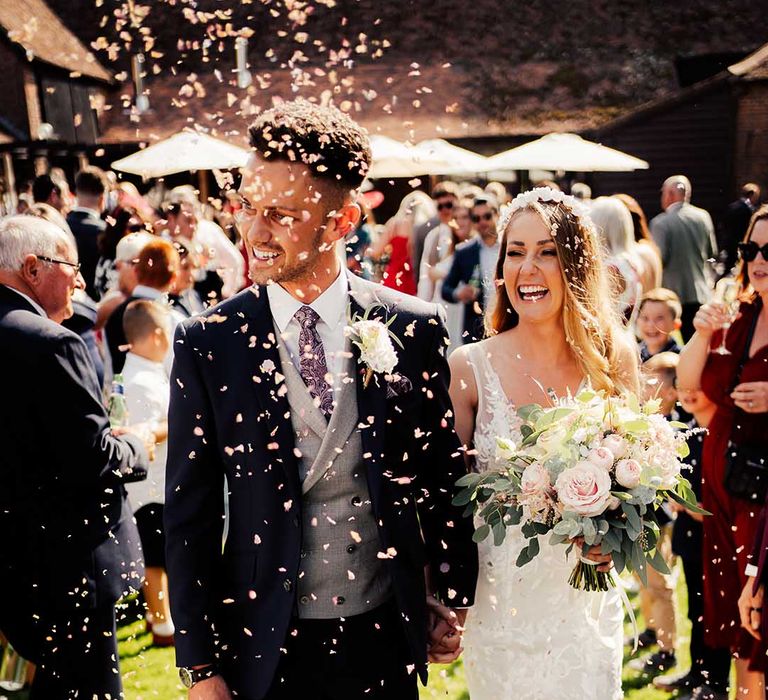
xmin=462 ymin=343 xmax=624 ymax=700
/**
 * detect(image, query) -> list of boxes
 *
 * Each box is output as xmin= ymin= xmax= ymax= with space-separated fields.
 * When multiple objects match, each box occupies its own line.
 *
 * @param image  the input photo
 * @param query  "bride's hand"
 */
xmin=571 ymin=537 xmax=613 ymax=573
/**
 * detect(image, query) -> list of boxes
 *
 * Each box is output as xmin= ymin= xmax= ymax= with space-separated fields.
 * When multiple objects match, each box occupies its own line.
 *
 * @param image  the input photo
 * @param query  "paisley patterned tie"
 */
xmin=294 ymin=305 xmax=334 ymax=417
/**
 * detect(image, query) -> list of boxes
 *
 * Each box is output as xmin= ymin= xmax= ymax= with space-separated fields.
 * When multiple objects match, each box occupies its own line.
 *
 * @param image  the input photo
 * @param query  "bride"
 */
xmin=448 ymin=188 xmax=640 ymax=699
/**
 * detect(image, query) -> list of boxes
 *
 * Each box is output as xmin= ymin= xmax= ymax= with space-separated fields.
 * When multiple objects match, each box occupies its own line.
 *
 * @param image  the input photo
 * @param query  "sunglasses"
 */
xmin=437 ymin=201 xmax=454 ymax=211
xmin=471 ymin=212 xmax=494 ymax=223
xmin=738 ymin=241 xmax=768 ymax=262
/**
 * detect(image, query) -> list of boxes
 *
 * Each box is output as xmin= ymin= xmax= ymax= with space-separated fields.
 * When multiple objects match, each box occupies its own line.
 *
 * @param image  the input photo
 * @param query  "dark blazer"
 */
xmin=67 ymin=208 xmax=106 ymax=300
xmin=441 ymin=237 xmax=484 ymax=343
xmin=0 ymin=284 xmax=147 ymax=623
xmin=165 ymin=273 xmax=478 ymax=699
xmin=671 ymin=422 xmax=704 ymax=558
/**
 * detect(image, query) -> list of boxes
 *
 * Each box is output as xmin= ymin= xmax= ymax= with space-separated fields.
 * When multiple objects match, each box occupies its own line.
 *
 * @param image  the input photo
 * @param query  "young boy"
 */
xmin=653 ymin=386 xmax=731 ymax=700
xmin=636 ymin=288 xmax=683 ymax=362
xmin=630 ymin=352 xmax=681 ymax=675
xmin=121 ymin=300 xmax=173 ymax=646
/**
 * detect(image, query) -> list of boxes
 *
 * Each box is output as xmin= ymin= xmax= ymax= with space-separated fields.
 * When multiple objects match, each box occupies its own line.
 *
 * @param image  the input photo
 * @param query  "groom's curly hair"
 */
xmin=247 ymin=99 xmax=371 ymax=200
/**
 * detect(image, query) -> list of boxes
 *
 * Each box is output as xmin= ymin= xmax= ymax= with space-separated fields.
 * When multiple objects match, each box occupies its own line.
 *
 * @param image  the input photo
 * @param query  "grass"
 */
xmin=115 ymin=566 xmax=697 ymax=700
xmin=2 ymin=563 xmax=713 ymax=699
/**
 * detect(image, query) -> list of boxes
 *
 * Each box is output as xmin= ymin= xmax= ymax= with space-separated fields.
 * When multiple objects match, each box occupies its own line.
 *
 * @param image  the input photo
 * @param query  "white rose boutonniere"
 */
xmin=347 ymin=307 xmax=403 ymax=388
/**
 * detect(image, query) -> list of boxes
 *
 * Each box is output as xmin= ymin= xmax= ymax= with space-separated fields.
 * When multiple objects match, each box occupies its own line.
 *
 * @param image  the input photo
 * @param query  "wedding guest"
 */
xmin=346 ymin=188 xmax=382 ymax=279
xmin=722 ymin=184 xmax=761 ymax=276
xmin=66 ymin=166 xmax=108 ymax=300
xmin=614 ymin=193 xmax=663 ymax=293
xmin=169 ymin=238 xmax=205 ymax=318
xmin=93 ymin=206 xmax=146 ymax=300
xmin=654 ymin=386 xmax=731 ymax=699
xmin=31 ymin=172 xmax=70 ymax=214
xmin=104 ymin=238 xmax=183 ymax=377
xmin=678 ymin=205 xmax=768 ymax=699
xmin=650 ymin=176 xmax=717 ymax=340
xmin=571 ymin=182 xmax=592 ymax=202
xmin=372 ymin=190 xmax=434 ymax=296
xmin=122 ymin=300 xmax=174 ymax=647
xmin=0 ymin=215 xmax=150 ymax=698
xmin=484 ymin=181 xmax=510 ymax=206
xmin=636 ymin=288 xmax=683 ymax=362
xmin=442 ymin=195 xmax=500 ymax=344
xmin=630 ymin=352 xmax=679 ymax=674
xmin=418 ymin=199 xmax=473 ymax=350
xmin=166 ymin=186 xmax=245 ymax=300
xmin=589 ymin=196 xmax=645 ymax=318
xmin=412 ymin=181 xmax=459 ymax=277
xmin=96 ymin=230 xmax=155 ymax=332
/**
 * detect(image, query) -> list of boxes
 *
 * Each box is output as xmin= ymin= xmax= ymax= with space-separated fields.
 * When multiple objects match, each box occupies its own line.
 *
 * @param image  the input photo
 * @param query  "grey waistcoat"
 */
xmin=275 ymin=333 xmax=392 ymax=619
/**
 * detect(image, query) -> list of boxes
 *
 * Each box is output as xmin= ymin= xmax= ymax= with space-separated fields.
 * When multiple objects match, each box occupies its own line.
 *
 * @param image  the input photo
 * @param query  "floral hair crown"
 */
xmin=497 ymin=186 xmax=590 ymax=235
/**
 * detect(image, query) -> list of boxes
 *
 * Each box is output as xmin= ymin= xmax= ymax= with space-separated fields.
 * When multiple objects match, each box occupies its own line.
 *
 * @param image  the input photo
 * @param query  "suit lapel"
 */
xmin=239 ymin=287 xmax=301 ymax=500
xmin=347 ymin=274 xmax=389 ymax=509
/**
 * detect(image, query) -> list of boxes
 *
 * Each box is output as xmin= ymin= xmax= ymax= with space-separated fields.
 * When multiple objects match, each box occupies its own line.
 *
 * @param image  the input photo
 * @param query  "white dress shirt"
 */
xmin=196 ymin=219 xmax=246 ymax=298
xmin=122 ymin=352 xmax=170 ymax=510
xmin=266 ymin=271 xmax=349 ymax=384
xmin=479 ymin=238 xmax=500 ymax=304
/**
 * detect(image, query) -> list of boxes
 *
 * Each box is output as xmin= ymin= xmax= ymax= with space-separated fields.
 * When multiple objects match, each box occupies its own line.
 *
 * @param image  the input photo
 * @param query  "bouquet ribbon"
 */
xmin=578 ymin=555 xmax=638 ymax=653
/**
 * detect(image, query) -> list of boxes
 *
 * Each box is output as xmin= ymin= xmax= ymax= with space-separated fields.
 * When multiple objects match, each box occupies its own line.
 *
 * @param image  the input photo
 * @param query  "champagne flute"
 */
xmin=711 ymin=277 xmax=740 ymax=355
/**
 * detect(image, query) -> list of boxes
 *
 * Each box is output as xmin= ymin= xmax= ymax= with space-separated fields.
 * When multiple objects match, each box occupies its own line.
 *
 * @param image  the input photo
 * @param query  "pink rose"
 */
xmin=601 ymin=434 xmax=628 ymax=459
xmin=586 ymin=447 xmax=614 ymax=471
xmin=554 ymin=461 xmax=612 ymax=517
xmin=521 ymin=462 xmax=551 ymax=495
xmin=615 ymin=458 xmax=642 ymax=489
xmin=607 ymin=495 xmax=621 ymax=511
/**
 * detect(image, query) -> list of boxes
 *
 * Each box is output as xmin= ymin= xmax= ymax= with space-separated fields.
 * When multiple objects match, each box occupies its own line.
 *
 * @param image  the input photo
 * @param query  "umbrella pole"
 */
xmin=197 ymin=170 xmax=209 ymax=204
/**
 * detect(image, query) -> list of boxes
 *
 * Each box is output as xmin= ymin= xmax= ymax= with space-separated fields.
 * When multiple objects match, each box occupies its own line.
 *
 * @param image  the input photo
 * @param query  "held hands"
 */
xmin=731 ymin=381 xmax=768 ymax=414
xmin=426 ymin=595 xmax=467 ymax=664
xmin=738 ymin=577 xmax=764 ymax=640
xmin=112 ymin=423 xmax=157 ymax=461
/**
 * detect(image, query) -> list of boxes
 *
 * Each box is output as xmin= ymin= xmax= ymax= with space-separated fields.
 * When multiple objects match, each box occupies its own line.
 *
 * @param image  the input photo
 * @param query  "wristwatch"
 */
xmin=179 ymin=665 xmax=217 ymax=688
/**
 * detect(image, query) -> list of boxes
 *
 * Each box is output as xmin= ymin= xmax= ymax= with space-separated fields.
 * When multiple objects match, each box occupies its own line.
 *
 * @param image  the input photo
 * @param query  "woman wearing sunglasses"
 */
xmin=678 ymin=204 xmax=768 ymax=700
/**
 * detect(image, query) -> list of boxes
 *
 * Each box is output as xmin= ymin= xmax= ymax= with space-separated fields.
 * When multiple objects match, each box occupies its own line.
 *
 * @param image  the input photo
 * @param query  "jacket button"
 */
xmin=283 ymin=579 xmax=293 ymax=592
xmin=350 ymin=496 xmax=362 ymax=506
xmin=300 ymin=550 xmax=307 ymax=559
xmin=335 ymin=596 xmax=345 ymax=605
xmin=346 ymin=544 xmax=356 ymax=554
xmin=299 ymin=595 xmax=310 ymax=605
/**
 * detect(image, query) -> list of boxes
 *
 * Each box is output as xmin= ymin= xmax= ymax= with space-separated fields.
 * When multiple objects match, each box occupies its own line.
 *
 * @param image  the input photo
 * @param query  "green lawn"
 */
xmin=114 ymin=566 xmax=702 ymax=700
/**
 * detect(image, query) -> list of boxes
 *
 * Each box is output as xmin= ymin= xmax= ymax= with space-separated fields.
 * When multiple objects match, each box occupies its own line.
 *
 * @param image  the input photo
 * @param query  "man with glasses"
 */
xmin=412 ymin=181 xmax=459 ymax=279
xmin=442 ymin=195 xmax=500 ymax=344
xmin=0 ymin=215 xmax=151 ymax=699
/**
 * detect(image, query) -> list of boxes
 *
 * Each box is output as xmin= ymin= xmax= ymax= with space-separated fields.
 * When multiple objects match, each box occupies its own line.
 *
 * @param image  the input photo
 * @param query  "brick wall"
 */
xmin=733 ymin=82 xmax=768 ymax=199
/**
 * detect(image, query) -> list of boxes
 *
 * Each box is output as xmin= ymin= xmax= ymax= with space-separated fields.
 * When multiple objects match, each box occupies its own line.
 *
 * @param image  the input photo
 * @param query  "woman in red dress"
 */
xmin=370 ymin=191 xmax=435 ymax=296
xmin=678 ymin=205 xmax=768 ymax=699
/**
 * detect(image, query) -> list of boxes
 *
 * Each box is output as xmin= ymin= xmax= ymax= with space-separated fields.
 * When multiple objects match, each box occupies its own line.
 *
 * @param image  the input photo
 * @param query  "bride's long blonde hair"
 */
xmin=489 ymin=198 xmax=635 ymax=395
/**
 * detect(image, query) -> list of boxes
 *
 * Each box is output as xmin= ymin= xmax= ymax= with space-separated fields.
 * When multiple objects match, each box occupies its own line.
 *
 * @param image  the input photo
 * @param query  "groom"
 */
xmin=164 ymin=99 xmax=478 ymax=700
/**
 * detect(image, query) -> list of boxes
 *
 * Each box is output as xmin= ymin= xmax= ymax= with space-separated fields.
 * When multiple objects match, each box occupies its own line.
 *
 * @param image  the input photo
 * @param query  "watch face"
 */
xmin=179 ymin=668 xmax=194 ymax=688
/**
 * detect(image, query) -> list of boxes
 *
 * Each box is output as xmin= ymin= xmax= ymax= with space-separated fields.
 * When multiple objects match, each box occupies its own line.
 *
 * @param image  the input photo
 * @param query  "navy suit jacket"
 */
xmin=67 ymin=209 xmax=106 ymax=300
xmin=441 ymin=237 xmax=485 ymax=343
xmin=0 ymin=284 xmax=147 ymax=627
xmin=165 ymin=273 xmax=478 ymax=699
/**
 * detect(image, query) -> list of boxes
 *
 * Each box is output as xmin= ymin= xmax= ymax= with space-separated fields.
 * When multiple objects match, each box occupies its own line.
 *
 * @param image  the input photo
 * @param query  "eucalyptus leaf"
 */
xmin=472 ymin=524 xmax=490 ymax=543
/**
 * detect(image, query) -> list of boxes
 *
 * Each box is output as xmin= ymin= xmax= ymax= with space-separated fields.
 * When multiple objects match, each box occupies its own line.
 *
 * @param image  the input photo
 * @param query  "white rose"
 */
xmin=495 ymin=437 xmax=518 ymax=462
xmin=615 ymin=458 xmax=642 ymax=489
xmin=586 ymin=447 xmax=614 ymax=471
xmin=350 ymin=320 xmax=398 ymax=374
xmin=521 ymin=462 xmax=550 ymax=496
xmin=606 ymin=495 xmax=621 ymax=511
xmin=536 ymin=424 xmax=569 ymax=456
xmin=601 ymin=434 xmax=628 ymax=459
xmin=554 ymin=460 xmax=613 ymax=517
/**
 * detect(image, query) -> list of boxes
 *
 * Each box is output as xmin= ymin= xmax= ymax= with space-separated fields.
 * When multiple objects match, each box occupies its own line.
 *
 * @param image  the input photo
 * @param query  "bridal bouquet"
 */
xmin=454 ymin=388 xmax=706 ymax=591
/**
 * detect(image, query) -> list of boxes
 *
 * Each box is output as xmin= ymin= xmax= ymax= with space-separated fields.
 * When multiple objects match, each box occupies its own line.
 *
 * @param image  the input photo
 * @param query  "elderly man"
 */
xmin=0 ymin=215 xmax=150 ymax=699
xmin=650 ymin=175 xmax=717 ymax=340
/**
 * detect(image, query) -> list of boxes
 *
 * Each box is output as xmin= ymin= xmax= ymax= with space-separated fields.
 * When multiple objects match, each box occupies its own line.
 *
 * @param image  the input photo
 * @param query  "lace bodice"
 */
xmin=462 ymin=341 xmax=623 ymax=700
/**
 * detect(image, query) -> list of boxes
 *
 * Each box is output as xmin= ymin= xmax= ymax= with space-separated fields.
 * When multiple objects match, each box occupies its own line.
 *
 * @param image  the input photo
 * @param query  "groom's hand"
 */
xmin=426 ymin=595 xmax=467 ymax=664
xmin=189 ymin=675 xmax=232 ymax=699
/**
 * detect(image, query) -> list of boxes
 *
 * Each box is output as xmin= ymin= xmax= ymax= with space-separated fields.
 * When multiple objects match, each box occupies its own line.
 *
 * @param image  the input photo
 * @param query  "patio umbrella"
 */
xmin=412 ymin=139 xmax=491 ymax=175
xmin=485 ymin=133 xmax=649 ymax=172
xmin=367 ymin=135 xmax=454 ymax=179
xmin=111 ymin=131 xmax=250 ymax=178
